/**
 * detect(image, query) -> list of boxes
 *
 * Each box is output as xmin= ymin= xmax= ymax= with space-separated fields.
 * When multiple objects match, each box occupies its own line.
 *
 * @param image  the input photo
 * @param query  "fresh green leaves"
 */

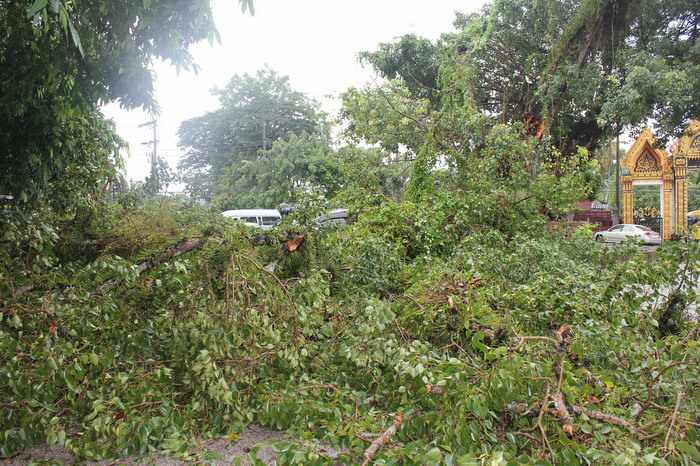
xmin=2 ymin=196 xmax=700 ymax=464
xmin=26 ymin=0 xmax=48 ymax=18
xmin=2 ymin=0 xmax=255 ymax=207
xmin=26 ymin=1 xmax=84 ymax=56
xmin=66 ymin=14 xmax=83 ymax=57
xmin=2 ymin=1 xmax=700 ymax=464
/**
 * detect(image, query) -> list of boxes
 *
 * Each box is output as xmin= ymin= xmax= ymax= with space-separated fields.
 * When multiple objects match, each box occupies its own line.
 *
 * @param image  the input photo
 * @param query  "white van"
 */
xmin=221 ymin=209 xmax=282 ymax=230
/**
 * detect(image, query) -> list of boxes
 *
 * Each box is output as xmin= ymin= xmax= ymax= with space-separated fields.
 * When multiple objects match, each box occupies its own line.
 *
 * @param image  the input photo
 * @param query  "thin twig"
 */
xmin=236 ymin=252 xmax=295 ymax=305
xmin=663 ymin=392 xmax=683 ymax=451
xmin=513 ymin=335 xmax=559 ymax=350
xmin=537 ymin=385 xmax=554 ymax=461
xmin=513 ymin=430 xmax=540 ymax=442
xmin=556 ymin=353 xmax=566 ymax=393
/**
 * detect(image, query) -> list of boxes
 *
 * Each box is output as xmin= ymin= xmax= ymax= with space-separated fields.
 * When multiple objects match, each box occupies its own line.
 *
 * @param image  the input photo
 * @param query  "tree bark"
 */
xmin=360 ymin=413 xmax=403 ymax=466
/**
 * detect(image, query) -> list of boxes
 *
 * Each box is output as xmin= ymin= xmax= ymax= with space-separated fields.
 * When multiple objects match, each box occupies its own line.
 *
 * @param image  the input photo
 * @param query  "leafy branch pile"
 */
xmin=1 ymin=197 xmax=698 ymax=465
xmin=2 ymin=0 xmax=700 ymax=464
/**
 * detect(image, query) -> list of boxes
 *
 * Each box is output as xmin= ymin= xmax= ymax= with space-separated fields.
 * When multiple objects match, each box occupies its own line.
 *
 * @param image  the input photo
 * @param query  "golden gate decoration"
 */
xmin=621 ymin=121 xmax=700 ymax=240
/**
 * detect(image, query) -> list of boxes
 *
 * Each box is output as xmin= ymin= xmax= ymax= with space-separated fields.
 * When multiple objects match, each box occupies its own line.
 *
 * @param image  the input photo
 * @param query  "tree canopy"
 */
xmin=0 ymin=0 xmax=252 ymax=207
xmin=354 ymin=0 xmax=699 ymax=158
xmin=178 ymin=68 xmax=324 ymax=202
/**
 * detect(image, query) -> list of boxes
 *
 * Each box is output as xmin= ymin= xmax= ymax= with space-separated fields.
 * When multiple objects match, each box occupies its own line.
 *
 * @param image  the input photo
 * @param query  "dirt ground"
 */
xmin=1 ymin=425 xmax=336 ymax=465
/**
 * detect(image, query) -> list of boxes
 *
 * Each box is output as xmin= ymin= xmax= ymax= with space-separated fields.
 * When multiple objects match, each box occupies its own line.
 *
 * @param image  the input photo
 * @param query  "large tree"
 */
xmin=178 ymin=68 xmax=324 ymax=201
xmin=355 ymin=0 xmax=699 ymax=157
xmin=0 ymin=0 xmax=253 ymax=208
xmin=211 ymin=134 xmax=408 ymax=209
xmin=212 ymin=133 xmax=339 ymax=209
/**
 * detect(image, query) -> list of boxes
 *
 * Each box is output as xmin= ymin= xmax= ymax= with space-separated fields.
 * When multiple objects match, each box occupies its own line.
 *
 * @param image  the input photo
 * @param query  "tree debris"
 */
xmin=554 ymin=324 xmax=572 ymax=350
xmin=663 ymin=392 xmax=683 ymax=450
xmin=360 ymin=412 xmax=403 ymax=466
xmin=426 ymin=383 xmax=445 ymax=395
xmin=282 ymin=232 xmax=305 ymax=253
xmin=570 ymin=405 xmax=639 ymax=435
xmin=97 ymin=238 xmax=205 ymax=295
xmin=549 ymin=392 xmax=575 ymax=436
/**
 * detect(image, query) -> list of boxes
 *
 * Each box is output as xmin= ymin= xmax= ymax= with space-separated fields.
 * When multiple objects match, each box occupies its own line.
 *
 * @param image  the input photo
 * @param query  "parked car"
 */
xmin=593 ymin=224 xmax=661 ymax=245
xmin=278 ymin=203 xmax=295 ymax=216
xmin=314 ymin=208 xmax=349 ymax=227
xmin=222 ymin=209 xmax=282 ymax=230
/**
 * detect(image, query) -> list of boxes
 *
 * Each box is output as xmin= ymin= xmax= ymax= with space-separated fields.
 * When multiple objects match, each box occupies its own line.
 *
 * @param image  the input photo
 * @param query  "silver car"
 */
xmin=314 ymin=208 xmax=349 ymax=227
xmin=593 ymin=224 xmax=661 ymax=245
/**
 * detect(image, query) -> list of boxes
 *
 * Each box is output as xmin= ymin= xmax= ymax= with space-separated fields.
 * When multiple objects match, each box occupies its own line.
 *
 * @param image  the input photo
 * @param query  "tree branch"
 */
xmin=360 ymin=412 xmax=403 ymax=466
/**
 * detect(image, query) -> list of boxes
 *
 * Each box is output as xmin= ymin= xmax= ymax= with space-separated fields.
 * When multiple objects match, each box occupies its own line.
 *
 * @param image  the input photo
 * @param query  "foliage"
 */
xmin=342 ymin=80 xmax=432 ymax=157
xmin=2 ymin=1 xmax=700 ymax=464
xmin=0 ymin=207 xmax=59 ymax=297
xmin=342 ymin=75 xmax=598 ymax=222
xmin=0 ymin=0 xmax=253 ymax=207
xmin=143 ymin=156 xmax=177 ymax=197
xmin=1 ymin=197 xmax=699 ymax=465
xmin=212 ymin=134 xmax=339 ymax=209
xmin=359 ymin=34 xmax=441 ymax=102
xmin=178 ymin=68 xmax=324 ymax=201
xmin=331 ymin=145 xmax=409 ymax=203
xmin=354 ymin=0 xmax=700 ymax=159
xmin=212 ymin=134 xmax=408 ymax=210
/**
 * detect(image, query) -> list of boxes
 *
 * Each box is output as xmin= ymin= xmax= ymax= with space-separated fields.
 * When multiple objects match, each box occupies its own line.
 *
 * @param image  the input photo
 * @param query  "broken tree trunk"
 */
xmin=550 ymin=392 xmax=575 ymax=436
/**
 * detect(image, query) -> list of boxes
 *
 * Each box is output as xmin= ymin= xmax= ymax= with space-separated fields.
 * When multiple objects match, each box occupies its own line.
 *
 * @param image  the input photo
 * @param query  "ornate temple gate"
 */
xmin=632 ymin=185 xmax=664 ymax=235
xmin=672 ymin=120 xmax=700 ymax=235
xmin=621 ymin=121 xmax=700 ymax=240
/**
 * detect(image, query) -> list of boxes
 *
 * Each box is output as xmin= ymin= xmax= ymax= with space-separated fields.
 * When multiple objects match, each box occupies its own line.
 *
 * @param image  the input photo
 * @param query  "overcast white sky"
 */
xmin=102 ymin=0 xmax=486 ymax=186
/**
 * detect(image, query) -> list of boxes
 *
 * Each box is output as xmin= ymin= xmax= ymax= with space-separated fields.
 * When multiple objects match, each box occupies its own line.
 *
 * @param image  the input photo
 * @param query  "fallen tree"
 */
xmin=1 ymin=202 xmax=698 ymax=465
xmin=12 ymin=237 xmax=206 ymax=298
xmin=95 ymin=237 xmax=205 ymax=295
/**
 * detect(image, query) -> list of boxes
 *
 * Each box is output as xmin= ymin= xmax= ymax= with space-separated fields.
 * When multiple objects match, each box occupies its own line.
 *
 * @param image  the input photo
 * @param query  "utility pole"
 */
xmin=139 ymin=118 xmax=159 ymax=192
xmin=615 ymin=131 xmax=620 ymax=222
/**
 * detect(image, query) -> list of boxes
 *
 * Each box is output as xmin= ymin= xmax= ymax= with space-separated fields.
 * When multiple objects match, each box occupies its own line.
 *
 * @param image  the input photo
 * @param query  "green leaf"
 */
xmin=48 ymin=357 xmax=58 ymax=371
xmin=424 ymin=447 xmax=443 ymax=463
xmin=27 ymin=0 xmax=49 ymax=18
xmin=485 ymin=346 xmax=507 ymax=361
xmin=58 ymin=7 xmax=67 ymax=30
xmin=66 ymin=15 xmax=84 ymax=57
xmin=676 ymin=441 xmax=700 ymax=462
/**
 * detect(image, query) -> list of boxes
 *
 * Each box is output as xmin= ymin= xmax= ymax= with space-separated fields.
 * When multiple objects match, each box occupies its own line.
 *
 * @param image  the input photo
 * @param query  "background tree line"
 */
xmin=176 ymin=0 xmax=698 ymax=211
